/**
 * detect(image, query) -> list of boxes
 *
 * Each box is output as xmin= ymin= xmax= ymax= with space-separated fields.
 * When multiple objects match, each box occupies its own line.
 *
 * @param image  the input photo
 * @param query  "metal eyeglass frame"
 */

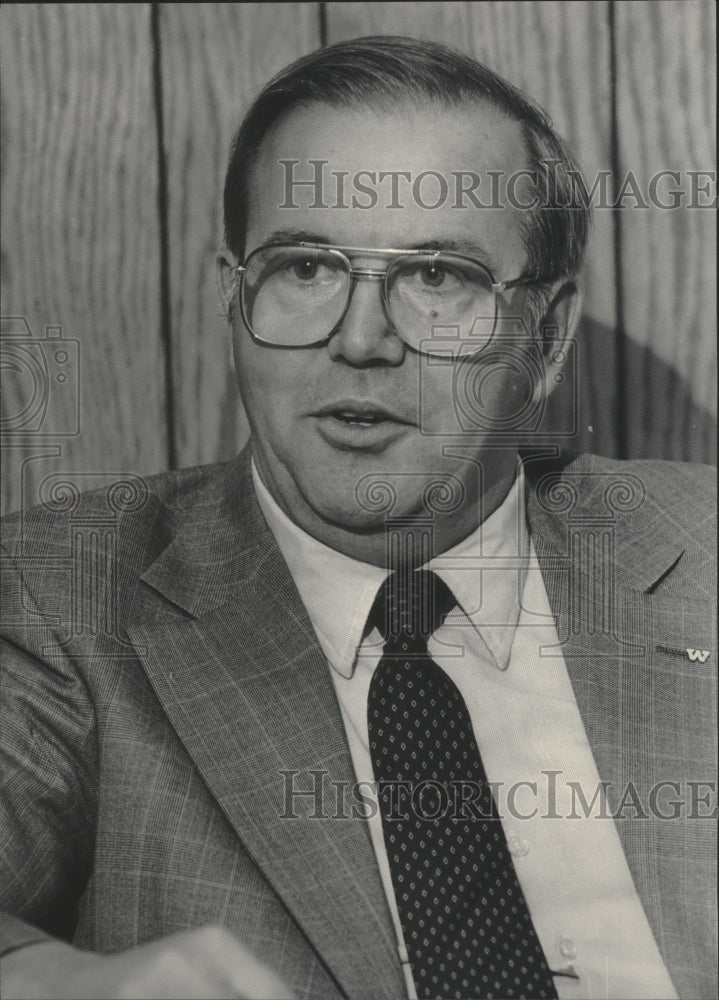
xmin=234 ymin=241 xmax=537 ymax=352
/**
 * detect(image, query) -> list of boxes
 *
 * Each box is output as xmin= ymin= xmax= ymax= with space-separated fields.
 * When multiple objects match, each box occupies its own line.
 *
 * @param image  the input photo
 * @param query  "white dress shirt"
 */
xmin=252 ymin=461 xmax=677 ymax=1000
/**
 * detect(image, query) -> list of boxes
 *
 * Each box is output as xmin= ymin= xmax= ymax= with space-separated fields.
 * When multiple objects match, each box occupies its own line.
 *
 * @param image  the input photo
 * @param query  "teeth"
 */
xmin=336 ymin=411 xmax=380 ymax=423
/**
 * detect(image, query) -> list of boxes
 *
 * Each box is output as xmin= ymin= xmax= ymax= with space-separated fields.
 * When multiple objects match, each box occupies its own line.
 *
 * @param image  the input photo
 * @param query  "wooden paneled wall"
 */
xmin=1 ymin=1 xmax=715 ymax=515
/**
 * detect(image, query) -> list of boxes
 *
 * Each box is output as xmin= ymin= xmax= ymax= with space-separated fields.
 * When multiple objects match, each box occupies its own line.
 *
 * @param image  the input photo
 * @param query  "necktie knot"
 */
xmin=368 ymin=569 xmax=456 ymax=653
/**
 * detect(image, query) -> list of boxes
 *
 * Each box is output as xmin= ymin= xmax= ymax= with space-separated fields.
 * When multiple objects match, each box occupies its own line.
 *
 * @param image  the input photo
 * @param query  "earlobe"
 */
xmin=535 ymin=279 xmax=582 ymax=401
xmin=215 ymin=249 xmax=239 ymax=323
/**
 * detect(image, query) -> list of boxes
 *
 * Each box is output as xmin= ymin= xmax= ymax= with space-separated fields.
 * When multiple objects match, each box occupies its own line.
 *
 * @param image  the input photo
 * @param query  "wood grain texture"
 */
xmin=614 ymin=0 xmax=716 ymax=462
xmin=0 ymin=3 xmax=167 ymax=515
xmin=325 ymin=0 xmax=619 ymax=458
xmin=157 ymin=2 xmax=321 ymax=469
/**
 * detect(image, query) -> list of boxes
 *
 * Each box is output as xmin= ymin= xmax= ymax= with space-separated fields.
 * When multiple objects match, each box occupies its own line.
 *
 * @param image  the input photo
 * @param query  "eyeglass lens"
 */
xmin=242 ymin=246 xmax=497 ymax=355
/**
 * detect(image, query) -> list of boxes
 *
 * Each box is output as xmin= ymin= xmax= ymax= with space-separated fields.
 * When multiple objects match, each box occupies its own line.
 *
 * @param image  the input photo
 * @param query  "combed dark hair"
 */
xmin=223 ymin=36 xmax=591 ymax=328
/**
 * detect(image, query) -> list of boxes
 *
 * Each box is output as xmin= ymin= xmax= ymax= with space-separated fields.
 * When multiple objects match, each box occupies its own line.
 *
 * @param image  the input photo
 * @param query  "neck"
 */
xmin=253 ymin=450 xmax=519 ymax=568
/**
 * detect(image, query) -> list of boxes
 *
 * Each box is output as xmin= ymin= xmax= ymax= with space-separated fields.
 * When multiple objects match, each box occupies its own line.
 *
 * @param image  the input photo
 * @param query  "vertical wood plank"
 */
xmin=0 ymin=3 xmax=167 ymax=515
xmin=157 ymin=2 xmax=321 ymax=470
xmin=325 ymin=0 xmax=618 ymax=458
xmin=614 ymin=0 xmax=716 ymax=462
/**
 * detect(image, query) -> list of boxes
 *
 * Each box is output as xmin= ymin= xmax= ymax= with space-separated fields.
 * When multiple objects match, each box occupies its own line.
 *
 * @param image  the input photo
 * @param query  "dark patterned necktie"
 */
xmin=367 ymin=570 xmax=557 ymax=1000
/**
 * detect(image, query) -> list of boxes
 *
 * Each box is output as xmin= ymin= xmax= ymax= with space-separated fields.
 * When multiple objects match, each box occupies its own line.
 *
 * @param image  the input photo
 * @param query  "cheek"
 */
xmin=421 ymin=351 xmax=541 ymax=434
xmin=416 ymin=360 xmax=459 ymax=432
xmin=232 ymin=332 xmax=298 ymax=421
xmin=460 ymin=359 xmax=533 ymax=415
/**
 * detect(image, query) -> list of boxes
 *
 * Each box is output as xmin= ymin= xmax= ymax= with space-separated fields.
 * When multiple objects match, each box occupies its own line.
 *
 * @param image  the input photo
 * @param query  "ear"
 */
xmin=216 ymin=248 xmax=239 ymax=323
xmin=533 ymin=278 xmax=582 ymax=403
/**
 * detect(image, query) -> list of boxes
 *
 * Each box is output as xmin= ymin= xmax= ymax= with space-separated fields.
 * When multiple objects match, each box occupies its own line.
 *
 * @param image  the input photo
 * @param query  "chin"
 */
xmin=305 ymin=486 xmax=391 ymax=534
xmin=306 ymin=474 xmax=447 ymax=537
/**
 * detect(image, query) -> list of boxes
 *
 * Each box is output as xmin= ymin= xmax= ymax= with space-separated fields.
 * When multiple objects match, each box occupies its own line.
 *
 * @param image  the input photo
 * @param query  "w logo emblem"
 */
xmin=686 ymin=649 xmax=711 ymax=663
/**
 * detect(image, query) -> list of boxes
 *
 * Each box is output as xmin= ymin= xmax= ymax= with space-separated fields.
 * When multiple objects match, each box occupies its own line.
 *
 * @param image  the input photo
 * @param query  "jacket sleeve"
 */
xmin=1 ymin=543 xmax=97 ymax=950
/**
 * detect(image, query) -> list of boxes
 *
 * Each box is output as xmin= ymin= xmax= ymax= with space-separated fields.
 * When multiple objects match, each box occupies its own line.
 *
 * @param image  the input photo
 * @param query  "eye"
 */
xmin=404 ymin=259 xmax=465 ymax=292
xmin=291 ymin=257 xmax=320 ymax=280
xmin=419 ymin=262 xmax=449 ymax=288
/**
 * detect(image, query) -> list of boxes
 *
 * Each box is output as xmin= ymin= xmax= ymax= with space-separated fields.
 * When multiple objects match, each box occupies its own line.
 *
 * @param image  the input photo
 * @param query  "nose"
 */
xmin=327 ymin=276 xmax=406 ymax=367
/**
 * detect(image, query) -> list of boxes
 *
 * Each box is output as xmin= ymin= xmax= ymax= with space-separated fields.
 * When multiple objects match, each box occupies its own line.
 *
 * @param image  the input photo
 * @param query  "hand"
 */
xmin=1 ymin=925 xmax=295 ymax=999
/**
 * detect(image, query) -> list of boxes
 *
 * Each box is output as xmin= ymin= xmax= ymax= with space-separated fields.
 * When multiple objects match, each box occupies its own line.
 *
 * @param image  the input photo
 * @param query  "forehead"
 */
xmin=246 ymin=101 xmax=530 ymax=272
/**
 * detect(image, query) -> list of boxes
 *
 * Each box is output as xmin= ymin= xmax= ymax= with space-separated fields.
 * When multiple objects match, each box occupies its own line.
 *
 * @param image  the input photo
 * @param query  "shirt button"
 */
xmin=559 ymin=937 xmax=577 ymax=960
xmin=507 ymin=835 xmax=529 ymax=857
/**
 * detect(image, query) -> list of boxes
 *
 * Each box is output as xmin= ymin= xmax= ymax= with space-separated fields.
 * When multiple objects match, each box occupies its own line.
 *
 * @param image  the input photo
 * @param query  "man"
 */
xmin=1 ymin=36 xmax=715 ymax=1000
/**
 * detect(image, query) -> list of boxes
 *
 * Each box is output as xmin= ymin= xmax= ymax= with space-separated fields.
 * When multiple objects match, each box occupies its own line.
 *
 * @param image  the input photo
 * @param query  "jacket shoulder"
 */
xmin=0 ymin=459 xmax=256 ymax=624
xmin=564 ymin=452 xmax=715 ymax=490
xmin=528 ymin=452 xmax=715 ymax=516
xmin=564 ymin=453 xmax=715 ymax=532
xmin=526 ymin=453 xmax=716 ymax=597
xmin=2 ymin=461 xmax=234 ymax=558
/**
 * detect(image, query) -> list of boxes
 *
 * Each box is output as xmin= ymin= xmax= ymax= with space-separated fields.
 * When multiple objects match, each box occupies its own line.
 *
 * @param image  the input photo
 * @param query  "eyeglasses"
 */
xmin=235 ymin=242 xmax=536 ymax=357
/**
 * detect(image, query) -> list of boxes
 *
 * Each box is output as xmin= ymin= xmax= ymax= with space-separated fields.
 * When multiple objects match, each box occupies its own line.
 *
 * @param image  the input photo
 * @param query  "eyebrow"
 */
xmin=255 ymin=229 xmax=498 ymax=271
xmin=260 ymin=229 xmax=325 ymax=246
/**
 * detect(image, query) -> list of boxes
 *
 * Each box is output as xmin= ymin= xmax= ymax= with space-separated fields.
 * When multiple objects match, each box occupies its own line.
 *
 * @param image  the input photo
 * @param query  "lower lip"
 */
xmin=313 ymin=415 xmax=410 ymax=451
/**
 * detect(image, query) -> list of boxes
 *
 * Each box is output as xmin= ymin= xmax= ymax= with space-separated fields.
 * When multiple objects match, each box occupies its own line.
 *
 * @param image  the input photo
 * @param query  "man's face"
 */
xmin=226 ymin=102 xmax=548 ymax=561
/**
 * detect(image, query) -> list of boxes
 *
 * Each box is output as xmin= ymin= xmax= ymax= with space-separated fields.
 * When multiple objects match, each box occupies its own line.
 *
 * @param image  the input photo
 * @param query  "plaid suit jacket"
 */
xmin=1 ymin=448 xmax=716 ymax=999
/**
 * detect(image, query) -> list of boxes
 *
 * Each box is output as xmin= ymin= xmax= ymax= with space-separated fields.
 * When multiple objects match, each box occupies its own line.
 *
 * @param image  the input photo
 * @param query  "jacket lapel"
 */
xmin=525 ymin=456 xmax=711 ymax=801
xmin=526 ymin=456 xmax=716 ymax=995
xmin=128 ymin=452 xmax=403 ymax=999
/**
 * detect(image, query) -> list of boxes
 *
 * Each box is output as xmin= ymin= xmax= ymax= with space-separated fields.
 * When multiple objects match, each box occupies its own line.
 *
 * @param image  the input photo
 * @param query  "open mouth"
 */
xmin=332 ymin=410 xmax=388 ymax=427
xmin=314 ymin=400 xmax=410 ymax=427
xmin=311 ymin=401 xmax=413 ymax=449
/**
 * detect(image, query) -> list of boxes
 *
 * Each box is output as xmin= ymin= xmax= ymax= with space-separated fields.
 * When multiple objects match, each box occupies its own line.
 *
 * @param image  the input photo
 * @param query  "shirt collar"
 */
xmin=251 ymin=459 xmax=528 ymax=678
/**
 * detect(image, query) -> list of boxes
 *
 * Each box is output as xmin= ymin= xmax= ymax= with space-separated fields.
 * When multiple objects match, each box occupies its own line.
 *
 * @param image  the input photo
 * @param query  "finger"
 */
xmin=183 ymin=926 xmax=295 ymax=1000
